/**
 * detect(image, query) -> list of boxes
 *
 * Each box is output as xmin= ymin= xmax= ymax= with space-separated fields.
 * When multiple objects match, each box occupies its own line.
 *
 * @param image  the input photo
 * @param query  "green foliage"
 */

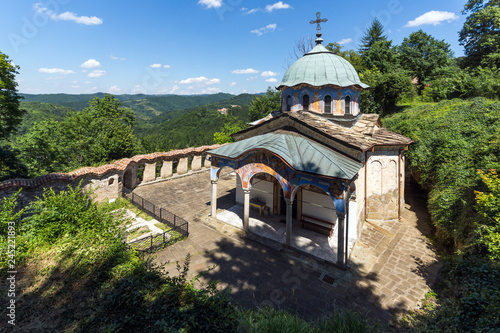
xmin=358 ymin=18 xmax=388 ymax=54
xmin=362 ymin=40 xmax=399 ymax=73
xmin=238 ymin=307 xmax=378 ymax=332
xmin=213 ymin=115 xmax=245 ymax=144
xmin=475 ymin=170 xmax=500 ymax=260
xmin=16 ymin=94 xmax=139 ymax=176
xmin=326 ymin=43 xmax=366 ymax=73
xmin=422 ymin=66 xmax=500 ymax=102
xmin=0 ymin=51 xmax=25 ymax=140
xmin=383 ymin=98 xmax=500 ymax=251
xmin=459 ymin=0 xmax=500 ymax=68
xmin=17 ymin=101 xmax=74 ymax=135
xmin=405 ymin=259 xmax=500 ymax=332
xmin=360 ymin=68 xmax=415 ymax=114
xmin=398 ymin=30 xmax=454 ymax=91
xmin=248 ymin=87 xmax=281 ymax=122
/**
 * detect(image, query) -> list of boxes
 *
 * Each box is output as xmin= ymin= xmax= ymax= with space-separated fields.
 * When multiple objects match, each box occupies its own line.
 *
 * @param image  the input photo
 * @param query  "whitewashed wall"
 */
xmin=302 ymin=189 xmax=337 ymax=223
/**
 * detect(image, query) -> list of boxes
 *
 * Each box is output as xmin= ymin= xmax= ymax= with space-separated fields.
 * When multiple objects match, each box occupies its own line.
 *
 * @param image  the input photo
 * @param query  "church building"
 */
xmin=207 ymin=14 xmax=412 ymax=267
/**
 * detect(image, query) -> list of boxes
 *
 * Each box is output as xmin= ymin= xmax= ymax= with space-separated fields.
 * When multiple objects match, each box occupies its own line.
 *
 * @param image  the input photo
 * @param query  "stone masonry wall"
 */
xmin=365 ymin=150 xmax=401 ymax=221
xmin=0 ymin=144 xmax=225 ymax=206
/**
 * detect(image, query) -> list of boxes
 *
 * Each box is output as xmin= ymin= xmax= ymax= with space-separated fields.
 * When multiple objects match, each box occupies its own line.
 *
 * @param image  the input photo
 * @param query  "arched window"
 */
xmin=324 ymin=95 xmax=332 ymax=113
xmin=345 ymin=95 xmax=351 ymax=114
xmin=302 ymin=94 xmax=310 ymax=110
xmin=286 ymin=95 xmax=291 ymax=111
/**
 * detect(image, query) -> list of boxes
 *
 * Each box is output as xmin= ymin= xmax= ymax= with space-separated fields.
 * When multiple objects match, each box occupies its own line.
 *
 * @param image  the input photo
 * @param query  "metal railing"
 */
xmin=125 ymin=192 xmax=189 ymax=253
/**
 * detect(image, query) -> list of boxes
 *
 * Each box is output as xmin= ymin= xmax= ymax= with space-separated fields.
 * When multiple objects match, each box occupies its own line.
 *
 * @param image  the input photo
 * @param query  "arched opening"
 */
xmin=123 ymin=167 xmax=135 ymax=190
xmin=345 ymin=95 xmax=351 ymax=114
xmin=291 ymin=184 xmax=339 ymax=263
xmin=286 ymin=95 xmax=291 ymax=111
xmin=324 ymin=95 xmax=332 ymax=114
xmin=216 ymin=166 xmax=239 ymax=211
xmin=302 ymin=94 xmax=310 ymax=111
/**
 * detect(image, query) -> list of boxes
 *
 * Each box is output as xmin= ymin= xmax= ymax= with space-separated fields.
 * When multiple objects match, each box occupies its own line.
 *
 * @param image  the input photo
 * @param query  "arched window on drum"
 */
xmin=345 ymin=95 xmax=351 ymax=114
xmin=324 ymin=95 xmax=332 ymax=114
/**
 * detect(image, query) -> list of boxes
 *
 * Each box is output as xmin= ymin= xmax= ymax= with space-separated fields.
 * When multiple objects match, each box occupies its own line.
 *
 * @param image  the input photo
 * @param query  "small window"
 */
xmin=286 ymin=95 xmax=291 ymax=111
xmin=345 ymin=96 xmax=351 ymax=114
xmin=324 ymin=95 xmax=332 ymax=113
xmin=302 ymin=94 xmax=310 ymax=110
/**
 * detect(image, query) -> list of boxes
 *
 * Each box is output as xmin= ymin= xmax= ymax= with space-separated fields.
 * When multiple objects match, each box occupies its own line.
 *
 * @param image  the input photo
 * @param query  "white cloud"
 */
xmin=338 ymin=38 xmax=353 ymax=45
xmin=265 ymin=2 xmax=292 ymax=12
xmin=88 ymin=70 xmax=106 ymax=78
xmin=243 ymin=8 xmax=261 ymax=15
xmin=265 ymin=78 xmax=278 ymax=83
xmin=80 ymin=59 xmax=101 ymax=68
xmin=34 ymin=3 xmax=103 ymax=25
xmin=110 ymin=55 xmax=127 ymax=61
xmin=229 ymin=82 xmax=237 ymax=86
xmin=198 ymin=0 xmax=222 ymax=9
xmin=232 ymin=68 xmax=259 ymax=74
xmin=202 ymin=87 xmax=222 ymax=94
xmin=163 ymin=64 xmax=170 ymax=68
xmin=38 ymin=68 xmax=75 ymax=75
xmin=261 ymin=70 xmax=278 ymax=77
xmin=246 ymin=76 xmax=258 ymax=81
xmin=179 ymin=76 xmax=220 ymax=85
xmin=84 ymin=81 xmax=91 ymax=84
xmin=251 ymin=23 xmax=277 ymax=36
xmin=405 ymin=10 xmax=459 ymax=27
xmin=150 ymin=63 xmax=162 ymax=68
xmin=109 ymin=85 xmax=121 ymax=92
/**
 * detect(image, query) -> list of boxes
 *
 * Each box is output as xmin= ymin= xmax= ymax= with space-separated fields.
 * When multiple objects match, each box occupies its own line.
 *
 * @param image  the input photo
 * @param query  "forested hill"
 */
xmin=20 ymin=92 xmax=237 ymax=116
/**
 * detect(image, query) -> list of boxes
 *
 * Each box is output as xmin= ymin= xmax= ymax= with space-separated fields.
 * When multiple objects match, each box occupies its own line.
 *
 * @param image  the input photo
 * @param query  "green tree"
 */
xmin=358 ymin=18 xmax=388 ymax=54
xmin=0 ymin=52 xmax=25 ymax=140
xmin=399 ymin=30 xmax=454 ymax=91
xmin=213 ymin=115 xmax=245 ymax=144
xmin=362 ymin=40 xmax=400 ymax=73
xmin=16 ymin=94 xmax=139 ymax=176
xmin=248 ymin=87 xmax=281 ymax=122
xmin=475 ymin=169 xmax=500 ymax=260
xmin=459 ymin=0 xmax=500 ymax=68
xmin=326 ymin=43 xmax=366 ymax=73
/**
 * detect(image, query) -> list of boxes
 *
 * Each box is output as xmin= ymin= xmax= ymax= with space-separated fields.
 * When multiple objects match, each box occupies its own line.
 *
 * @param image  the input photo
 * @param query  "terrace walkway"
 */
xmin=132 ymin=170 xmax=441 ymax=328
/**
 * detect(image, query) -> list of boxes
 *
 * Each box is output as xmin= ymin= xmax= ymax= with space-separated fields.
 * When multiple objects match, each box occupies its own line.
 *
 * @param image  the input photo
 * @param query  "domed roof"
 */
xmin=277 ymin=43 xmax=369 ymax=90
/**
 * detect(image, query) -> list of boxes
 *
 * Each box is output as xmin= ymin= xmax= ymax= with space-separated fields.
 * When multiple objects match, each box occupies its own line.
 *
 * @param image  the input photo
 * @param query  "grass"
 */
xmin=127 ymin=226 xmax=150 ymax=241
xmin=105 ymin=196 xmax=154 ymax=221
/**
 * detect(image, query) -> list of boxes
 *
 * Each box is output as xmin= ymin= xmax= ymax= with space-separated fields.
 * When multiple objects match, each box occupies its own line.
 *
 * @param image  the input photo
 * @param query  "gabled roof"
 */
xmin=234 ymin=111 xmax=413 ymax=152
xmin=209 ymin=129 xmax=362 ymax=180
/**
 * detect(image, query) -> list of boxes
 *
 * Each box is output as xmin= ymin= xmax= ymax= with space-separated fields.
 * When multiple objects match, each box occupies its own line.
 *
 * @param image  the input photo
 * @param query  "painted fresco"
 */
xmin=282 ymin=86 xmax=360 ymax=115
xmin=211 ymin=151 xmax=350 ymax=214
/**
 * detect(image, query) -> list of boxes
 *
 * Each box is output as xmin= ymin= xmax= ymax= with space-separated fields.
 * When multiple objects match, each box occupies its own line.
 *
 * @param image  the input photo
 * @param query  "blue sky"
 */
xmin=1 ymin=0 xmax=468 ymax=95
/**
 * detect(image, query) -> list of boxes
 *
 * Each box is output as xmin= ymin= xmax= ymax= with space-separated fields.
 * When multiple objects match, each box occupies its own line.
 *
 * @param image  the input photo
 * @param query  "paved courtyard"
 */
xmin=133 ymin=169 xmax=441 ymax=328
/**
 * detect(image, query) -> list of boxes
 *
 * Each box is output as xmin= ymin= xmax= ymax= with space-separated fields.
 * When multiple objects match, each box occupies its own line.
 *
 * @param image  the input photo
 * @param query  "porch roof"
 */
xmin=208 ymin=130 xmax=362 ymax=180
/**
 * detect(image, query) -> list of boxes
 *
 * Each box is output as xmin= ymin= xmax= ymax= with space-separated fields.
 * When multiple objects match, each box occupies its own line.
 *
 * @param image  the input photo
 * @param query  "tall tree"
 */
xmin=362 ymin=40 xmax=400 ymax=73
xmin=248 ymin=87 xmax=281 ymax=121
xmin=0 ymin=52 xmax=24 ymax=140
xmin=459 ymin=0 xmax=500 ymax=68
xmin=358 ymin=18 xmax=388 ymax=54
xmin=398 ymin=30 xmax=453 ymax=91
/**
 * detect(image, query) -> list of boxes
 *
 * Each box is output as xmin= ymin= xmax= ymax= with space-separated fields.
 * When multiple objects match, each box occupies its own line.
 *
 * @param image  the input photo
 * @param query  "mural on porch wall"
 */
xmin=211 ymin=150 xmax=354 ymax=214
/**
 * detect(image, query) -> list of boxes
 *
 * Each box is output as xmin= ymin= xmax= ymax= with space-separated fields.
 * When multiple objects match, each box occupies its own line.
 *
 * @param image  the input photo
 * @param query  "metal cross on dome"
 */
xmin=310 ymin=12 xmax=327 ymax=31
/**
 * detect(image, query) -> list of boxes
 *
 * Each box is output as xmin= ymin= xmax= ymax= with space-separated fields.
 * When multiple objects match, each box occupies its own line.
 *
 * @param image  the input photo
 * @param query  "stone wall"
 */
xmin=365 ymin=149 xmax=403 ymax=221
xmin=0 ymin=144 xmax=224 ymax=207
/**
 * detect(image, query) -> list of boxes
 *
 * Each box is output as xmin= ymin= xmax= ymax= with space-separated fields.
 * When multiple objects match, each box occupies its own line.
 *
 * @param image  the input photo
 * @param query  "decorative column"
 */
xmin=210 ymin=180 xmax=218 ymax=217
xmin=243 ymin=189 xmax=251 ymax=232
xmin=337 ymin=212 xmax=346 ymax=266
xmin=285 ymin=198 xmax=293 ymax=246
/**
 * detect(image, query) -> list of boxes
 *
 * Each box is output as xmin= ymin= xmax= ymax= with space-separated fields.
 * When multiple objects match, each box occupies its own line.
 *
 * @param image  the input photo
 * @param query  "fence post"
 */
xmin=151 ymin=235 xmax=153 ymax=251
xmin=163 ymin=232 xmax=165 ymax=244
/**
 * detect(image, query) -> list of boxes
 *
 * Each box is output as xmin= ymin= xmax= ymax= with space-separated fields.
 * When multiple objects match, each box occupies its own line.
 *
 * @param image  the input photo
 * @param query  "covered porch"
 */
xmin=208 ymin=130 xmax=362 ymax=267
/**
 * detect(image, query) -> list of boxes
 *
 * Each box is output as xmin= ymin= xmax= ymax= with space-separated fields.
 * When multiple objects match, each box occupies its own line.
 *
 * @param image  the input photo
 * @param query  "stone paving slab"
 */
xmin=133 ymin=170 xmax=441 ymax=328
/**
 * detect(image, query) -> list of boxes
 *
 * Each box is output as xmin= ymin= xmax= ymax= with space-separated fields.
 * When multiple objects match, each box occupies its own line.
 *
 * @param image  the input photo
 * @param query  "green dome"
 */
xmin=278 ymin=44 xmax=369 ymax=90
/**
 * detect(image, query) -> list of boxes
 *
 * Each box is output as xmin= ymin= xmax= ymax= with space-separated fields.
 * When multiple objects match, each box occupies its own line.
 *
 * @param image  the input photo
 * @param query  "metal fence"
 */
xmin=126 ymin=192 xmax=189 ymax=253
